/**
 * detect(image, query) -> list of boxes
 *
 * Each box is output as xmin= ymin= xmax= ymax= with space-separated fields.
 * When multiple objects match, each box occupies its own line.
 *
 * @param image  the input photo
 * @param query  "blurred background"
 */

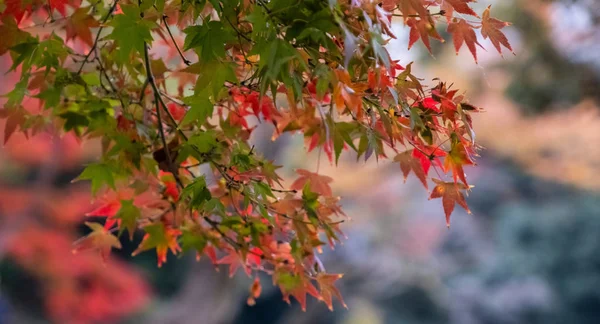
xmin=2 ymin=0 xmax=600 ymax=323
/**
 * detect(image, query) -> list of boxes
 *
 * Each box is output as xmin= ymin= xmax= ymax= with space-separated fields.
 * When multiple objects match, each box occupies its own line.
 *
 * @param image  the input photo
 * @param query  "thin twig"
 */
xmin=161 ymin=15 xmax=191 ymax=66
xmin=77 ymin=0 xmax=119 ymax=74
xmin=138 ymin=79 xmax=150 ymax=103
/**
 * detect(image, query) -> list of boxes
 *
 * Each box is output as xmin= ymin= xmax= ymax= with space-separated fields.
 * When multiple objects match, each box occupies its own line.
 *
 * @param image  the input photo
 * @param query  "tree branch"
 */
xmin=143 ymin=42 xmax=185 ymax=189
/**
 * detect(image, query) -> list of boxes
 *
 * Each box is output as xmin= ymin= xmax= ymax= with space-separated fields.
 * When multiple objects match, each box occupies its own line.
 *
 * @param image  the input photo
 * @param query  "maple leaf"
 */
xmin=429 ymin=178 xmax=471 ymax=227
xmin=443 ymin=135 xmax=475 ymax=186
xmin=107 ymin=5 xmax=155 ymax=62
xmin=290 ymin=169 xmax=333 ymax=197
xmin=333 ymin=70 xmax=363 ymax=117
xmin=271 ymin=195 xmax=303 ymax=215
xmin=481 ymin=5 xmax=514 ymax=56
xmin=436 ymin=0 xmax=478 ymax=20
xmin=65 ymin=8 xmax=100 ymax=47
xmin=447 ymin=18 xmax=483 ymax=63
xmin=132 ymin=223 xmax=182 ymax=267
xmin=1 ymin=0 xmax=34 ymax=22
xmin=0 ymin=16 xmax=29 ymax=55
xmin=431 ymin=82 xmax=463 ymax=120
xmin=159 ymin=171 xmax=180 ymax=202
xmin=407 ymin=17 xmax=444 ymax=54
xmin=247 ymin=277 xmax=263 ymax=306
xmin=397 ymin=0 xmax=429 ymax=21
xmin=316 ymin=273 xmax=347 ymax=311
xmin=394 ymin=150 xmax=428 ymax=189
xmin=86 ymin=197 xmax=122 ymax=215
xmin=114 ymin=199 xmax=141 ymax=240
xmin=277 ymin=273 xmax=320 ymax=312
xmin=2 ymin=108 xmax=27 ymax=144
xmin=72 ymin=222 xmax=122 ymax=262
xmin=48 ymin=0 xmax=70 ymax=17
xmin=412 ymin=145 xmax=446 ymax=175
xmin=217 ymin=248 xmax=253 ymax=277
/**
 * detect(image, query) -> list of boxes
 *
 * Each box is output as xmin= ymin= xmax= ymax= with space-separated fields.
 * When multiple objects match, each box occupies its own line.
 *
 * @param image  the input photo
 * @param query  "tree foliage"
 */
xmin=0 ymin=0 xmax=511 ymax=311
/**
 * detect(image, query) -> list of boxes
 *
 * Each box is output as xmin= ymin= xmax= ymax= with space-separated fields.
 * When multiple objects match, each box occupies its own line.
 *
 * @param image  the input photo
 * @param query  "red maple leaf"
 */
xmin=217 ymin=249 xmax=253 ymax=277
xmin=407 ymin=17 xmax=444 ymax=54
xmin=412 ymin=145 xmax=446 ymax=175
xmin=447 ymin=18 xmax=483 ymax=63
xmin=48 ymin=0 xmax=71 ymax=17
xmin=65 ymin=8 xmax=100 ymax=47
xmin=159 ymin=171 xmax=180 ymax=202
xmin=1 ymin=0 xmax=35 ymax=22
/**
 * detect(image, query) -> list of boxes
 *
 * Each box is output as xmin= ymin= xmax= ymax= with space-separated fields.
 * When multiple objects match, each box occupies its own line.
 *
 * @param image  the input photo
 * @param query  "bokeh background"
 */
xmin=2 ymin=0 xmax=600 ymax=323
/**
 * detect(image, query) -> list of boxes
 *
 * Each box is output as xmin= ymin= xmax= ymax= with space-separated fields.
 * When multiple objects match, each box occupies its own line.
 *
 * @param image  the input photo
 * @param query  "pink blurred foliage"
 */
xmin=0 ymin=48 xmax=151 ymax=322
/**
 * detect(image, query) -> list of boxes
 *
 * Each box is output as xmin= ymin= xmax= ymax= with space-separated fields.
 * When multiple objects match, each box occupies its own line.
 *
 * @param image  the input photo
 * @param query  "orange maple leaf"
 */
xmin=437 ymin=0 xmax=478 ymax=20
xmin=247 ymin=277 xmax=263 ymax=306
xmin=429 ymin=178 xmax=471 ymax=227
xmin=333 ymin=70 xmax=363 ymax=117
xmin=316 ymin=273 xmax=347 ymax=311
xmin=397 ymin=0 xmax=429 ymax=21
xmin=481 ymin=5 xmax=514 ymax=56
xmin=278 ymin=275 xmax=320 ymax=312
xmin=72 ymin=222 xmax=122 ymax=261
xmin=132 ymin=223 xmax=182 ymax=267
xmin=290 ymin=169 xmax=333 ymax=197
xmin=447 ymin=18 xmax=483 ymax=63
xmin=443 ymin=137 xmax=475 ymax=186
xmin=394 ymin=150 xmax=428 ymax=189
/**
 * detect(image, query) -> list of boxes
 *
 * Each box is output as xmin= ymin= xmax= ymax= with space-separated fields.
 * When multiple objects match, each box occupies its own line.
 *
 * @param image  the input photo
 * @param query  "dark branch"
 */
xmin=143 ymin=42 xmax=185 ymax=189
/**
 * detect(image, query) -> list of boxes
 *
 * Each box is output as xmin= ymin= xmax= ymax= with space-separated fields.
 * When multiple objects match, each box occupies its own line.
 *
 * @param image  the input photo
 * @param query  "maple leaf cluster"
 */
xmin=0 ymin=0 xmax=512 ymax=311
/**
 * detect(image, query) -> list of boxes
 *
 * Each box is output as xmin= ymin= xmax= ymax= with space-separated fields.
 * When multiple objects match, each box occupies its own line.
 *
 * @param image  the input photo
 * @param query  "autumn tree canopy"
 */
xmin=0 ymin=0 xmax=512 ymax=311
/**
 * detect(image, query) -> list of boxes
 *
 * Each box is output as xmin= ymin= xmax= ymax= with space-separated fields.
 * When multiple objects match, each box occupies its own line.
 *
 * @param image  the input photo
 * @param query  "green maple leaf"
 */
xmin=183 ymin=20 xmax=233 ymax=61
xmin=181 ymin=95 xmax=213 ymax=126
xmin=75 ymin=162 xmax=117 ymax=195
xmin=181 ymin=176 xmax=212 ymax=210
xmin=180 ymin=225 xmax=208 ymax=256
xmin=108 ymin=5 xmax=155 ymax=63
xmin=115 ymin=199 xmax=141 ymax=240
